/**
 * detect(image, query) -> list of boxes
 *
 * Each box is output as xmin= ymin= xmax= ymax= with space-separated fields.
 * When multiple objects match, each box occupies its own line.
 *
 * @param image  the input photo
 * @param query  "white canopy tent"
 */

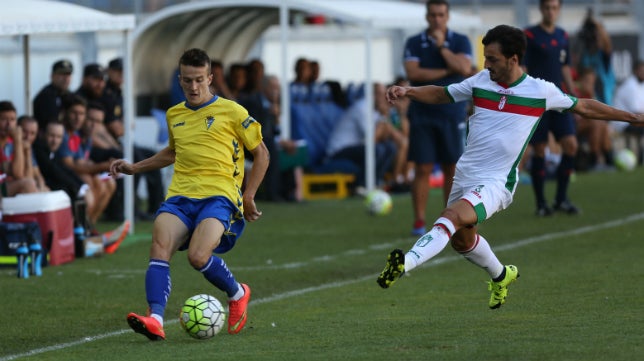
xmin=126 ymin=1 xmax=482 ymax=219
xmin=0 ymin=0 xmax=135 ymax=226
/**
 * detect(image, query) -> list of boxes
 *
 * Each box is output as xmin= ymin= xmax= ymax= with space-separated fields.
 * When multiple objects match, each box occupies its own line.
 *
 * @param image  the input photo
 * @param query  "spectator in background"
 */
xmin=33 ymin=121 xmax=94 ymax=226
xmin=524 ymin=0 xmax=580 ymax=216
xmin=17 ymin=115 xmax=49 ymax=192
xmin=326 ymin=83 xmax=402 ymax=187
xmin=0 ymin=101 xmax=38 ymax=196
xmin=210 ymin=59 xmax=234 ymax=99
xmin=291 ymin=58 xmax=312 ymax=101
xmin=98 ymin=58 xmax=165 ymax=221
xmin=58 ymin=95 xmax=115 ymax=226
xmin=403 ymin=0 xmax=472 ymax=236
xmin=576 ymin=9 xmax=616 ymax=106
xmin=574 ymin=67 xmax=614 ymax=170
xmin=33 ymin=59 xmax=73 ymax=133
xmin=613 ymin=60 xmax=644 ymax=165
xmin=387 ymin=76 xmax=413 ymax=191
xmin=227 ymin=63 xmax=248 ymax=100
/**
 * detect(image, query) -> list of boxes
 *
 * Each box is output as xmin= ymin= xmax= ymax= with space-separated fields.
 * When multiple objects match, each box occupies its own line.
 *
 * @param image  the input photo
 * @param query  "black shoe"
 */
xmin=553 ymin=200 xmax=581 ymax=215
xmin=535 ymin=205 xmax=553 ymax=217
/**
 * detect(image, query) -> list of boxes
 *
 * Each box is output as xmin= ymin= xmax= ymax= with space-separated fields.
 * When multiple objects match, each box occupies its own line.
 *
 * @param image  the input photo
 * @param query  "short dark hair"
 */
xmin=427 ymin=0 xmax=450 ymax=11
xmin=62 ymin=94 xmax=87 ymax=111
xmin=482 ymin=25 xmax=527 ymax=63
xmin=0 ymin=100 xmax=16 ymax=113
xmin=179 ymin=48 xmax=211 ymax=72
xmin=540 ymin=0 xmax=562 ymax=6
xmin=87 ymin=101 xmax=105 ymax=113
xmin=17 ymin=115 xmax=37 ymax=126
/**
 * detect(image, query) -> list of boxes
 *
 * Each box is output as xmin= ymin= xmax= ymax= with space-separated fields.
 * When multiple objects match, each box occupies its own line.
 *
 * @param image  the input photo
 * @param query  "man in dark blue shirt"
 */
xmin=524 ymin=0 xmax=580 ymax=216
xmin=404 ymin=0 xmax=472 ymax=236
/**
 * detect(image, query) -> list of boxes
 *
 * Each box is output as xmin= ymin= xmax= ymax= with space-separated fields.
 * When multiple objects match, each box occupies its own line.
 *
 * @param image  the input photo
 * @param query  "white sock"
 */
xmin=460 ymin=234 xmax=504 ymax=279
xmin=151 ymin=313 xmax=164 ymax=326
xmin=404 ymin=217 xmax=455 ymax=272
xmin=230 ymin=282 xmax=245 ymax=301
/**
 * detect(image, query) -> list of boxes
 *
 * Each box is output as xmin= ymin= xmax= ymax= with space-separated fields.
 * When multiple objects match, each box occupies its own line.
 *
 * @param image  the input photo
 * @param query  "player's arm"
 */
xmin=386 ymin=85 xmax=450 ymax=105
xmin=109 ymin=146 xmax=175 ymax=177
xmin=439 ymin=48 xmax=472 ymax=77
xmin=572 ymin=98 xmax=644 ymax=126
xmin=404 ymin=61 xmax=450 ymax=83
xmin=242 ymin=141 xmax=269 ymax=222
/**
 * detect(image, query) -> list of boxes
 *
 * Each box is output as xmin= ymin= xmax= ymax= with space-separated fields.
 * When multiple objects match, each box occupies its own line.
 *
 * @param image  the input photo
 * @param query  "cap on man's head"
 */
xmin=108 ymin=57 xmax=123 ymax=71
xmin=83 ymin=63 xmax=106 ymax=79
xmin=52 ymin=60 xmax=73 ymax=75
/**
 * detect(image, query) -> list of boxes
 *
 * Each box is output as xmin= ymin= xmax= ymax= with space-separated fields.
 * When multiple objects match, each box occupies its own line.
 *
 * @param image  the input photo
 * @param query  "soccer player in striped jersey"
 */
xmin=377 ymin=25 xmax=644 ymax=309
xmin=110 ymin=48 xmax=269 ymax=339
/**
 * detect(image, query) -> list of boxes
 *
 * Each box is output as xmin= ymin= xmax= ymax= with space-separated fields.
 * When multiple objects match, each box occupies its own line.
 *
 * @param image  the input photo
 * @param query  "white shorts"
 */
xmin=447 ymin=180 xmax=514 ymax=224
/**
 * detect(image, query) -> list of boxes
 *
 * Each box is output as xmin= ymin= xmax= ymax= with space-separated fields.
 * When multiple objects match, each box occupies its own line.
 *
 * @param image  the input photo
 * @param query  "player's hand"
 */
xmin=109 ymin=159 xmax=134 ymax=178
xmin=242 ymin=197 xmax=262 ymax=222
xmin=386 ymin=86 xmax=408 ymax=104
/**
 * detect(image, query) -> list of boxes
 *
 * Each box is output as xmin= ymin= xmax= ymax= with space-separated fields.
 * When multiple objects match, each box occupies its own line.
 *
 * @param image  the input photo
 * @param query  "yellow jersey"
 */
xmin=165 ymin=96 xmax=263 ymax=210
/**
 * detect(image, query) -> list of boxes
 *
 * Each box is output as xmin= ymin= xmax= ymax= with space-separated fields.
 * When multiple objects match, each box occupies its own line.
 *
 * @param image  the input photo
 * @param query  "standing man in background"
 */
xmin=403 ymin=0 xmax=472 ymax=236
xmin=524 ymin=0 xmax=580 ymax=216
xmin=33 ymin=60 xmax=74 ymax=133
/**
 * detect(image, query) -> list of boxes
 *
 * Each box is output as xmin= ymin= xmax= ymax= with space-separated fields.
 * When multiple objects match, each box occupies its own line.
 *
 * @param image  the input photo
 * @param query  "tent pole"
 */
xmin=23 ymin=35 xmax=32 ymax=115
xmin=280 ymin=0 xmax=290 ymax=140
xmin=364 ymin=22 xmax=375 ymax=191
xmin=123 ymin=29 xmax=135 ymax=233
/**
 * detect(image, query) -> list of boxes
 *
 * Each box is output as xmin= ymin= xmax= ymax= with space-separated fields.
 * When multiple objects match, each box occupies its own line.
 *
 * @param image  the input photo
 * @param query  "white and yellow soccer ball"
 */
xmin=365 ymin=189 xmax=393 ymax=216
xmin=179 ymin=294 xmax=226 ymax=339
xmin=614 ymin=149 xmax=637 ymax=171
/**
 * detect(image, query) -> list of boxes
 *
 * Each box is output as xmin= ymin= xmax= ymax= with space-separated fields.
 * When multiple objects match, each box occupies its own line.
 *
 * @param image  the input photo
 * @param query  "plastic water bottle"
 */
xmin=29 ymin=242 xmax=43 ymax=277
xmin=16 ymin=242 xmax=29 ymax=279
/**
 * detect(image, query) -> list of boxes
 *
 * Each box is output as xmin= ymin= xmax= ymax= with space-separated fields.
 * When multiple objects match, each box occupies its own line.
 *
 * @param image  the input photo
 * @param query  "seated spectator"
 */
xmin=0 ymin=101 xmax=38 ymax=196
xmin=58 ymin=95 xmax=115 ymax=226
xmin=33 ymin=59 xmax=74 ymax=134
xmin=325 ymin=83 xmax=403 ymax=187
xmin=227 ymin=62 xmax=248 ymax=100
xmin=33 ymin=121 xmax=94 ymax=221
xmin=17 ymin=115 xmax=49 ymax=192
xmin=574 ymin=67 xmax=614 ymax=170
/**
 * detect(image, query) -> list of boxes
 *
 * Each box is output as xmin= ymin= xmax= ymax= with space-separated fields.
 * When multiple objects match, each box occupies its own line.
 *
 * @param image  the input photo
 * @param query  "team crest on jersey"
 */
xmin=205 ymin=116 xmax=215 ymax=130
xmin=241 ymin=116 xmax=256 ymax=129
xmin=498 ymin=95 xmax=507 ymax=110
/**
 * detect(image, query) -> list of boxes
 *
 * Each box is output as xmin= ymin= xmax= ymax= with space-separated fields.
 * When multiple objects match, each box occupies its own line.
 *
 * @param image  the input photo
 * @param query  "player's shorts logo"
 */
xmin=498 ymin=96 xmax=507 ymax=110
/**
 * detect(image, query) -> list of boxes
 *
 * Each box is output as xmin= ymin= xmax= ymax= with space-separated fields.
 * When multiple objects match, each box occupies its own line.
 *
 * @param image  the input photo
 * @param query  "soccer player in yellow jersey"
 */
xmin=109 ymin=48 xmax=269 ymax=340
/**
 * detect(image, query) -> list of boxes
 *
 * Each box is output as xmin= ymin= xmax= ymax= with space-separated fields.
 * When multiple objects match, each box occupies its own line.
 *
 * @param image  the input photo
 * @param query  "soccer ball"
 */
xmin=179 ymin=294 xmax=226 ymax=339
xmin=365 ymin=189 xmax=393 ymax=216
xmin=614 ymin=149 xmax=637 ymax=171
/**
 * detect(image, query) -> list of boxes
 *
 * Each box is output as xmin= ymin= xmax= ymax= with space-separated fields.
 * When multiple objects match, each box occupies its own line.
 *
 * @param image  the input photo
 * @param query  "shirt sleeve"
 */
xmin=545 ymin=80 xmax=577 ymax=111
xmin=446 ymin=72 xmax=477 ymax=103
xmin=235 ymin=105 xmax=263 ymax=151
xmin=403 ymin=35 xmax=420 ymax=63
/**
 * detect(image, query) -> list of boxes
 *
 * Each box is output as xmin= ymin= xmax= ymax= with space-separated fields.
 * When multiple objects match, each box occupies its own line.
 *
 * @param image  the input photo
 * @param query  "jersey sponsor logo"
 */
xmin=241 ymin=116 xmax=256 ymax=129
xmin=172 ymin=121 xmax=185 ymax=128
xmin=205 ymin=116 xmax=214 ymax=130
xmin=498 ymin=96 xmax=507 ymax=110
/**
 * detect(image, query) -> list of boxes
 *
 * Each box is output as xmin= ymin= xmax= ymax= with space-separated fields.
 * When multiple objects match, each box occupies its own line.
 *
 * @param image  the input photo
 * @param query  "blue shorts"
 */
xmin=530 ymin=110 xmax=576 ymax=144
xmin=408 ymin=117 xmax=464 ymax=164
xmin=156 ymin=195 xmax=246 ymax=254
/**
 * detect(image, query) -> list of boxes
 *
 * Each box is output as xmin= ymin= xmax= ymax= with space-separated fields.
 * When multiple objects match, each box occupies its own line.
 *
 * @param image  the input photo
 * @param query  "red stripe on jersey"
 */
xmin=473 ymin=97 xmax=545 ymax=117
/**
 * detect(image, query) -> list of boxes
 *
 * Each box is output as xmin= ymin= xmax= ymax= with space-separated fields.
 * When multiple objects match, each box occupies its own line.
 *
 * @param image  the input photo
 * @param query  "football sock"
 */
xmin=530 ymin=155 xmax=546 ymax=207
xmin=405 ymin=217 xmax=455 ymax=272
xmin=198 ymin=255 xmax=239 ymax=298
xmin=145 ymin=259 xmax=171 ymax=319
xmin=151 ymin=314 xmax=164 ymax=326
xmin=555 ymin=154 xmax=575 ymax=204
xmin=230 ymin=283 xmax=245 ymax=301
xmin=458 ymin=234 xmax=504 ymax=279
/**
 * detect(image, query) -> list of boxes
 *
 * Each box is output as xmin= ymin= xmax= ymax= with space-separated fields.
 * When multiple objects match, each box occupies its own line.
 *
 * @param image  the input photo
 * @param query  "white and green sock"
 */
xmin=405 ymin=217 xmax=455 ymax=272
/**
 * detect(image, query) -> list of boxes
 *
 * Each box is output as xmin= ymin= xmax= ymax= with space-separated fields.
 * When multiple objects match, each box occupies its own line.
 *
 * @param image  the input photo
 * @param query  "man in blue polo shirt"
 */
xmin=524 ymin=0 xmax=580 ymax=216
xmin=403 ymin=0 xmax=472 ymax=236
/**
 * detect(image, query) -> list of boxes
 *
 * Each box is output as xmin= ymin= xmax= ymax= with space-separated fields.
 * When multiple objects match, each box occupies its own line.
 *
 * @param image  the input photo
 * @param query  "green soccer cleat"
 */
xmin=487 ymin=265 xmax=519 ymax=309
xmin=377 ymin=249 xmax=405 ymax=289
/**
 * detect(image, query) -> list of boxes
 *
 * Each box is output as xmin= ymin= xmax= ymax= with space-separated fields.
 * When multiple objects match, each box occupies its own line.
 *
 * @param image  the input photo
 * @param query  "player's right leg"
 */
xmin=128 ymin=211 xmax=188 ymax=341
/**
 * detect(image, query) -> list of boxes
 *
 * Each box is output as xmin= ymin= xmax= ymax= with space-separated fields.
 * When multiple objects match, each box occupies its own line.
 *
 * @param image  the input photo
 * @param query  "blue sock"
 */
xmin=145 ymin=259 xmax=171 ymax=318
xmin=198 ymin=256 xmax=239 ymax=298
xmin=530 ymin=156 xmax=547 ymax=207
